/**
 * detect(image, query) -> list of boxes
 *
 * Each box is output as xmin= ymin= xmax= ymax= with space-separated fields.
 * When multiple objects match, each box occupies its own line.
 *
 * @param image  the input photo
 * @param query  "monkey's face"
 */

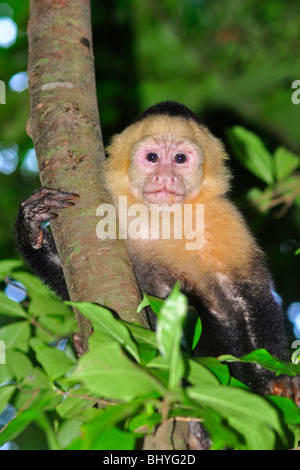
xmin=105 ymin=113 xmax=230 ymax=208
xmin=129 ymin=137 xmax=203 ymax=206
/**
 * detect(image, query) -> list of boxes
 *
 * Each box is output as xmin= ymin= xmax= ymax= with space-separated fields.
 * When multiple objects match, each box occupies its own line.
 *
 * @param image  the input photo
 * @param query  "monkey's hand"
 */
xmin=18 ymin=187 xmax=79 ymax=249
xmin=269 ymin=376 xmax=300 ymax=407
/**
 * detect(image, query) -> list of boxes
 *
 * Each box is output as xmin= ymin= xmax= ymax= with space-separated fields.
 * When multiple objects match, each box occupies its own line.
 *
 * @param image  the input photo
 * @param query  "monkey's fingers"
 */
xmin=21 ymin=187 xmax=79 ymax=210
xmin=20 ymin=188 xmax=79 ymax=249
xmin=270 ymin=376 xmax=300 ymax=407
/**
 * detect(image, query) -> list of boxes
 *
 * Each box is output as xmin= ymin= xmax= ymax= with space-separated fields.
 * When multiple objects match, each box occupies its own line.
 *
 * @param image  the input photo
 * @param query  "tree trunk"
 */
xmin=26 ymin=0 xmax=189 ymax=450
xmin=27 ymin=0 xmax=144 ymax=349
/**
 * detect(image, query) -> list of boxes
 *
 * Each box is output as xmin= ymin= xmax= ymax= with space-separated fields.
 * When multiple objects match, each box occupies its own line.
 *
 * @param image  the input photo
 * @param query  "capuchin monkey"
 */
xmin=15 ymin=101 xmax=299 ymax=406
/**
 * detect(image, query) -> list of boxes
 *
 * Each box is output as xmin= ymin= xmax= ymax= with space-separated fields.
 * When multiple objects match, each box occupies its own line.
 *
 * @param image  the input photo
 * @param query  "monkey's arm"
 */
xmin=194 ymin=262 xmax=300 ymax=404
xmin=234 ymin=270 xmax=300 ymax=402
xmin=14 ymin=188 xmax=79 ymax=300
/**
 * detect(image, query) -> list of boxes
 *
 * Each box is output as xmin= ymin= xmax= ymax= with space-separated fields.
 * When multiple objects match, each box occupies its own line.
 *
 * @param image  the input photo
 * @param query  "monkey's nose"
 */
xmin=152 ymin=174 xmax=177 ymax=184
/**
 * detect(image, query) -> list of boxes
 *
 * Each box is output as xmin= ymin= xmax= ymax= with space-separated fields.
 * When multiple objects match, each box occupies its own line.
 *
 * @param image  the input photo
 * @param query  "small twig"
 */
xmin=27 ymin=316 xmax=59 ymax=338
xmin=54 ymin=387 xmax=119 ymax=407
xmin=0 ymin=388 xmax=41 ymax=435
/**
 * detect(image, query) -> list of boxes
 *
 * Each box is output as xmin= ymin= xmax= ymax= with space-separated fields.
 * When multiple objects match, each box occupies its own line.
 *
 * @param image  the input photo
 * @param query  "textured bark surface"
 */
xmin=26 ymin=0 xmax=189 ymax=450
xmin=27 ymin=0 xmax=144 ymax=348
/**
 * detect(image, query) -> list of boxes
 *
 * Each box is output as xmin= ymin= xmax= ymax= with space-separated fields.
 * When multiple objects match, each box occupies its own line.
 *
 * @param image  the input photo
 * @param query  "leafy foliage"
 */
xmin=0 ymin=261 xmax=299 ymax=450
xmin=227 ymin=126 xmax=300 ymax=214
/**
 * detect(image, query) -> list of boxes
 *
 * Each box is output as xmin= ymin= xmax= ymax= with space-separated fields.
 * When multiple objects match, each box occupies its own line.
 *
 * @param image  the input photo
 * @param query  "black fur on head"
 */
xmin=132 ymin=101 xmax=204 ymax=126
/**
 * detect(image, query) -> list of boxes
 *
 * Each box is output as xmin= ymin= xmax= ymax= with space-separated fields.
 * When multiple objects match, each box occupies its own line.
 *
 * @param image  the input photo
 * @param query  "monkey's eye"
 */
xmin=174 ymin=153 xmax=187 ymax=164
xmin=146 ymin=152 xmax=159 ymax=163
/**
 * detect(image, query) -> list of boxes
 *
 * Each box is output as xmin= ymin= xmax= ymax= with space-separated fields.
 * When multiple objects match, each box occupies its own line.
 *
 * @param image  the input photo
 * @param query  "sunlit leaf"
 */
xmin=0 ymin=385 xmax=16 ymax=414
xmin=187 ymin=384 xmax=285 ymax=447
xmin=0 ymin=260 xmax=24 ymax=281
xmin=67 ymin=302 xmax=140 ymax=363
xmin=274 ymin=146 xmax=299 ymax=181
xmin=156 ymin=283 xmax=187 ymax=389
xmin=137 ymin=294 xmax=164 ymax=315
xmin=29 ymin=338 xmax=76 ymax=381
xmin=0 ymin=321 xmax=30 ymax=352
xmin=219 ymin=348 xmax=300 ymax=376
xmin=0 ymin=291 xmax=28 ymax=318
xmin=6 ymin=351 xmax=33 ymax=381
xmin=68 ymin=342 xmax=165 ymax=401
xmin=227 ymin=126 xmax=274 ymax=184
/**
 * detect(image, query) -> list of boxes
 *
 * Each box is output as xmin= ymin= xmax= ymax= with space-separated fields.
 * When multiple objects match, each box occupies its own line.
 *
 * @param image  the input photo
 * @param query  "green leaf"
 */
xmin=36 ymin=314 xmax=77 ymax=337
xmin=138 ymin=294 xmax=164 ymax=315
xmin=187 ymin=385 xmax=285 ymax=447
xmin=0 ymin=408 xmax=38 ymax=447
xmin=156 ymin=283 xmax=187 ymax=389
xmin=12 ymin=271 xmax=52 ymax=298
xmin=228 ymin=416 xmax=276 ymax=450
xmin=67 ymin=302 xmax=140 ymax=363
xmin=194 ymin=408 xmax=242 ymax=450
xmin=0 ymin=291 xmax=28 ymax=318
xmin=6 ymin=351 xmax=33 ymax=381
xmin=57 ymin=418 xmax=82 ymax=449
xmin=274 ymin=146 xmax=299 ymax=181
xmin=227 ymin=126 xmax=274 ymax=184
xmin=229 ymin=376 xmax=250 ymax=389
xmin=0 ymin=363 xmax=13 ymax=385
xmin=185 ymin=357 xmax=220 ymax=386
xmin=0 ymin=408 xmax=35 ymax=447
xmin=90 ymin=427 xmax=136 ymax=450
xmin=147 ymin=355 xmax=169 ymax=370
xmin=0 ymin=321 xmax=30 ymax=352
xmin=219 ymin=348 xmax=300 ymax=376
xmin=29 ymin=294 xmax=72 ymax=318
xmin=182 ymin=307 xmax=202 ymax=353
xmin=56 ymin=386 xmax=97 ymax=419
xmin=267 ymin=396 xmax=300 ymax=424
xmin=0 ymin=408 xmax=60 ymax=450
xmin=138 ymin=343 xmax=157 ymax=365
xmin=22 ymin=368 xmax=51 ymax=391
xmin=68 ymin=342 xmax=165 ymax=401
xmin=67 ymin=402 xmax=142 ymax=450
xmin=193 ymin=357 xmax=231 ymax=385
xmin=128 ymin=410 xmax=161 ymax=433
xmin=87 ymin=330 xmax=117 ymax=351
xmin=0 ymin=259 xmax=24 ymax=281
xmin=29 ymin=338 xmax=76 ymax=381
xmin=0 ymin=385 xmax=17 ymax=414
xmin=122 ymin=321 xmax=158 ymax=349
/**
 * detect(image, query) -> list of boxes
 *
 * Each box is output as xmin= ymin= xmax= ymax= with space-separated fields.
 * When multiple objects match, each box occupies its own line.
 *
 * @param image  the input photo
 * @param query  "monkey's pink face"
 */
xmin=131 ymin=138 xmax=203 ymax=205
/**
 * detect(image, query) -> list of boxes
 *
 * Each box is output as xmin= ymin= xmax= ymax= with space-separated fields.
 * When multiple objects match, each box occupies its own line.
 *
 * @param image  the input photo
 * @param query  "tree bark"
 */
xmin=26 ymin=0 xmax=189 ymax=450
xmin=27 ymin=0 xmax=144 ymax=349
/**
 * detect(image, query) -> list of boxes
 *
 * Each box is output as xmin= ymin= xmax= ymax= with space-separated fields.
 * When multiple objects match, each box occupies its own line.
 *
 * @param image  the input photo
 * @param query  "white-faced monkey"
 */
xmin=15 ymin=101 xmax=300 ymax=405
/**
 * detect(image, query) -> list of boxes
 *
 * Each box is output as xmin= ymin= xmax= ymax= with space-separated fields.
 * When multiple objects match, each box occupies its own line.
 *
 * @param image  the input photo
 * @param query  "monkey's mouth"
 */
xmin=144 ymin=190 xmax=185 ymax=204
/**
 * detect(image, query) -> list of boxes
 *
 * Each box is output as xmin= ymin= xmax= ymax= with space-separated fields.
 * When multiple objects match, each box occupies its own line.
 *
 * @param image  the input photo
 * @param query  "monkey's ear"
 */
xmin=106 ymin=134 xmax=128 ymax=165
xmin=104 ymin=133 xmax=132 ymax=199
xmin=198 ymin=129 xmax=231 ymax=198
xmin=105 ymin=133 xmax=121 ymax=157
